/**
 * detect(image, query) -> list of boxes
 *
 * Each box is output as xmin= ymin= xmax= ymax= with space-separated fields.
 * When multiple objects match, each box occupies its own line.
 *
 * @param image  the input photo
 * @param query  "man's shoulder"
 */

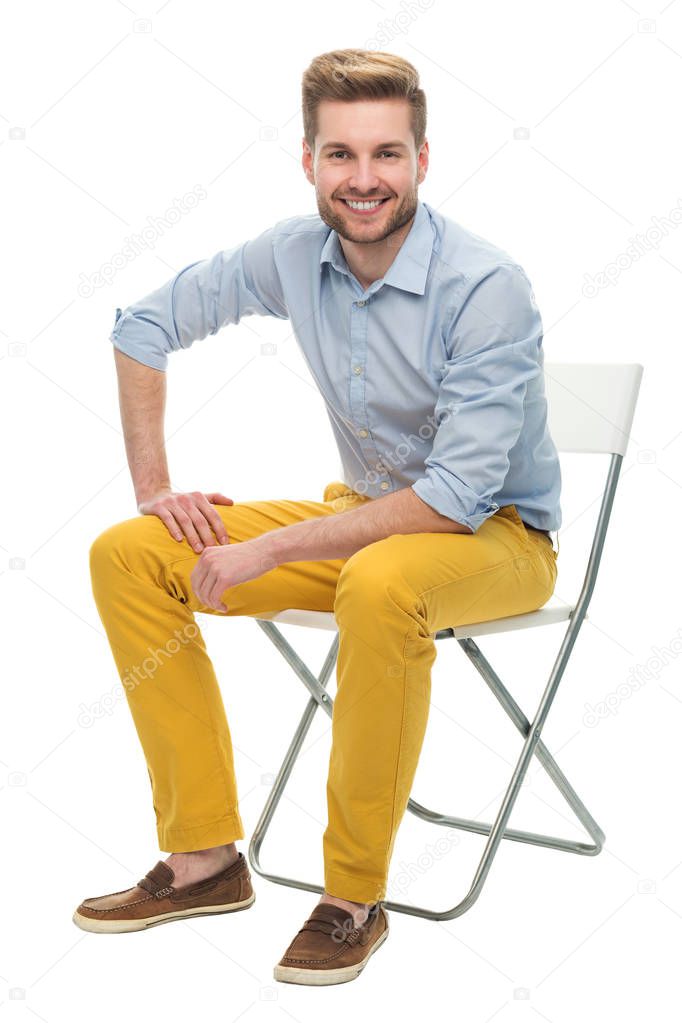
xmin=268 ymin=210 xmax=330 ymax=245
xmin=423 ymin=201 xmax=525 ymax=285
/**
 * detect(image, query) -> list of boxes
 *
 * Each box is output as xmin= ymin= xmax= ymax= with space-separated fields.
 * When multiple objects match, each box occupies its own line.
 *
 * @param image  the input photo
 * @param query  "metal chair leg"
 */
xmin=249 ymin=620 xmax=337 ymax=900
xmin=248 ymin=615 xmax=605 ymax=921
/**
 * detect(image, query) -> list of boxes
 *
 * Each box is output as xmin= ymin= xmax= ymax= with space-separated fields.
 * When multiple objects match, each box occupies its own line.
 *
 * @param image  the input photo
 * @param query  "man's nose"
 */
xmin=346 ymin=161 xmax=382 ymax=194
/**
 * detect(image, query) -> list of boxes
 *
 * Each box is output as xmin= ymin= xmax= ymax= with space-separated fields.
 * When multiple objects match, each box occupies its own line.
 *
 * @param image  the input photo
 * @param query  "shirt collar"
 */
xmin=319 ymin=199 xmax=433 ymax=296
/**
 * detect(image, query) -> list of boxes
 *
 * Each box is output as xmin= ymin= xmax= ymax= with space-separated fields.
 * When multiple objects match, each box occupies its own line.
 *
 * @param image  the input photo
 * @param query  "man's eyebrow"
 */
xmin=319 ymin=140 xmax=409 ymax=152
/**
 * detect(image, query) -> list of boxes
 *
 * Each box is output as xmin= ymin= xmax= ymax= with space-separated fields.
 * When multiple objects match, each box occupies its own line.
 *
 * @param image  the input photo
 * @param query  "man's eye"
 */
xmin=329 ymin=151 xmax=399 ymax=159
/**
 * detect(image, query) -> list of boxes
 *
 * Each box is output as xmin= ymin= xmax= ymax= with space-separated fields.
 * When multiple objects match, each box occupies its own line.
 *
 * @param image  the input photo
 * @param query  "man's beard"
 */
xmin=315 ymin=182 xmax=419 ymax=244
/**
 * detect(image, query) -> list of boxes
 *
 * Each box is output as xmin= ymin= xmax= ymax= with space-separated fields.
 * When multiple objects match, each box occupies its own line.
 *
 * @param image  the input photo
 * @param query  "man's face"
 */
xmin=302 ymin=97 xmax=428 ymax=245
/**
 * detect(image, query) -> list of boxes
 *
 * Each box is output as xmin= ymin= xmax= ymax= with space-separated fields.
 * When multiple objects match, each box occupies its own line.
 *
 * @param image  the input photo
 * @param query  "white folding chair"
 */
xmin=247 ymin=362 xmax=644 ymax=920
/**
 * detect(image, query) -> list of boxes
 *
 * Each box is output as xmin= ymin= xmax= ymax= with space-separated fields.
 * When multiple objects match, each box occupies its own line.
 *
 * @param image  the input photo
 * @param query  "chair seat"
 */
xmin=254 ymin=596 xmax=581 ymax=639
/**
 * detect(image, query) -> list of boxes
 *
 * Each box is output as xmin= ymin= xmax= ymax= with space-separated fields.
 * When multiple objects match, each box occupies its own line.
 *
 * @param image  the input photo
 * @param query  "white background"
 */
xmin=1 ymin=0 xmax=679 ymax=1018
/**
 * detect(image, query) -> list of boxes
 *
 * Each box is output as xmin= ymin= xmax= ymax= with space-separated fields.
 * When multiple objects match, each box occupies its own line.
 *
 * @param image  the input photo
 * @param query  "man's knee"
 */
xmin=89 ymin=515 xmax=152 ymax=577
xmin=334 ymin=536 xmax=410 ymax=619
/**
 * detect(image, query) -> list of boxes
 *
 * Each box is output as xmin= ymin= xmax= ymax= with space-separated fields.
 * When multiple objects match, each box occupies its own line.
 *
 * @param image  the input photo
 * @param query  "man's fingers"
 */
xmin=195 ymin=494 xmax=230 ymax=545
xmin=190 ymin=557 xmax=227 ymax=612
xmin=142 ymin=489 xmax=233 ymax=549
xmin=190 ymin=558 xmax=209 ymax=601
xmin=171 ymin=505 xmax=204 ymax=551
xmin=205 ymin=492 xmax=234 ymax=506
xmin=157 ymin=509 xmax=183 ymax=542
xmin=171 ymin=494 xmax=216 ymax=550
xmin=186 ymin=504 xmax=219 ymax=549
xmin=207 ymin=573 xmax=229 ymax=612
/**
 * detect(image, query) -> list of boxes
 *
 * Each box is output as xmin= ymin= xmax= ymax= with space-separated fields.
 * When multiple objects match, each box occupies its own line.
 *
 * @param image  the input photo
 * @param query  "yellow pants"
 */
xmin=89 ymin=480 xmax=558 ymax=904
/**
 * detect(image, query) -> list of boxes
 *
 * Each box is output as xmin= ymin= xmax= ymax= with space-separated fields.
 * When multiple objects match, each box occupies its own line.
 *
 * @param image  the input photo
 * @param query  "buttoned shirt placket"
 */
xmin=349 ymin=280 xmax=392 ymax=495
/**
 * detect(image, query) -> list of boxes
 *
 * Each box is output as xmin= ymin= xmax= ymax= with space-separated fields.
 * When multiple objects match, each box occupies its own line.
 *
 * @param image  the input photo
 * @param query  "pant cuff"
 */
xmin=157 ymin=810 xmax=245 ymax=852
xmin=324 ymin=867 xmax=386 ymax=904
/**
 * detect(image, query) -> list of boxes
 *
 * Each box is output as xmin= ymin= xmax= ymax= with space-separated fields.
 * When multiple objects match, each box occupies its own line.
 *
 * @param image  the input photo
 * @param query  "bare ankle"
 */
xmin=168 ymin=842 xmax=237 ymax=857
xmin=320 ymin=892 xmax=371 ymax=925
xmin=165 ymin=843 xmax=239 ymax=877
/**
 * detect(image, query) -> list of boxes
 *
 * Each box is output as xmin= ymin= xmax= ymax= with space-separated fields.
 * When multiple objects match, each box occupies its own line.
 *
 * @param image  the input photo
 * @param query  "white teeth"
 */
xmin=344 ymin=199 xmax=385 ymax=210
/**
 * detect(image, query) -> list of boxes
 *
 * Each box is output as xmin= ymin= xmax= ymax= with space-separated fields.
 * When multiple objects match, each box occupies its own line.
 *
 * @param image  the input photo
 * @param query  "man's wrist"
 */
xmin=250 ymin=529 xmax=287 ymax=570
xmin=135 ymin=481 xmax=172 ymax=505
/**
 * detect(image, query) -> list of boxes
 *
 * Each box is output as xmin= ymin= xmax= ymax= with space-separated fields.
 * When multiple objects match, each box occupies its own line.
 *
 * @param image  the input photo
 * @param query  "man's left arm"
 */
xmin=263 ymin=485 xmax=472 ymax=565
xmin=189 ymin=482 xmax=470 ymax=601
xmin=191 ymin=486 xmax=470 ymax=611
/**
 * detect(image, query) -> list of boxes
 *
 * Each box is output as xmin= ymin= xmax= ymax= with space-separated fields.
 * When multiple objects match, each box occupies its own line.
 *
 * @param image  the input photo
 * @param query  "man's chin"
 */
xmin=319 ymin=197 xmax=413 ymax=243
xmin=335 ymin=220 xmax=392 ymax=243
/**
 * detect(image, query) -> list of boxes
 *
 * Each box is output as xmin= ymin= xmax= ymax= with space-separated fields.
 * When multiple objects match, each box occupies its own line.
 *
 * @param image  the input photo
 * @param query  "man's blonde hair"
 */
xmin=302 ymin=48 xmax=427 ymax=153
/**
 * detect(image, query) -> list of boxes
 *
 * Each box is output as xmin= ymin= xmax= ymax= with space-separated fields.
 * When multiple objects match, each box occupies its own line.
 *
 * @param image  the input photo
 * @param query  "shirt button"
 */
xmin=380 ymin=482 xmax=390 ymax=490
xmin=353 ymin=365 xmax=363 ymax=374
xmin=358 ymin=429 xmax=368 ymax=437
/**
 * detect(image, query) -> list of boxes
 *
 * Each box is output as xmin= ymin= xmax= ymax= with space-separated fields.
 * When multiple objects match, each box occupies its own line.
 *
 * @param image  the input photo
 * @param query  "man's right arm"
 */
xmin=110 ymin=224 xmax=288 ymax=548
xmin=114 ymin=346 xmax=234 ymax=551
xmin=109 ymin=226 xmax=288 ymax=370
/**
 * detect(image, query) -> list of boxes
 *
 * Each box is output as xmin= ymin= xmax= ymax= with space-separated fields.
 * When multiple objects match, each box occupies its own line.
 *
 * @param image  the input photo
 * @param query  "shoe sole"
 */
xmin=72 ymin=891 xmax=255 ymax=933
xmin=273 ymin=917 xmax=389 ymax=986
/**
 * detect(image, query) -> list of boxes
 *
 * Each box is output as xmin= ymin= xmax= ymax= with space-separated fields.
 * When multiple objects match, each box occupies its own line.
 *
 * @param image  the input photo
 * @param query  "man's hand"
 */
xmin=190 ymin=536 xmax=278 ymax=612
xmin=188 ymin=484 xmax=471 ymax=612
xmin=138 ymin=488 xmax=234 ymax=551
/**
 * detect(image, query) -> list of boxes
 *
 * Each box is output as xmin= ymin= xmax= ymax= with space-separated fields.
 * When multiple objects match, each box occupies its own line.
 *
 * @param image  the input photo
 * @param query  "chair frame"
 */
xmin=246 ymin=364 xmax=642 ymax=920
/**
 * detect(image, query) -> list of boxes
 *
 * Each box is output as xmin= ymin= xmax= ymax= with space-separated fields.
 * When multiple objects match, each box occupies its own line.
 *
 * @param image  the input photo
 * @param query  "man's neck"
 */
xmin=339 ymin=211 xmax=416 ymax=292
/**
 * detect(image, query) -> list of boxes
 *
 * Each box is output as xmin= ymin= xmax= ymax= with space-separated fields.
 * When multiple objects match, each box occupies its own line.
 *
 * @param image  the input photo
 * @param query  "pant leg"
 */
xmin=323 ymin=503 xmax=558 ymax=903
xmin=89 ymin=480 xmax=368 ymax=852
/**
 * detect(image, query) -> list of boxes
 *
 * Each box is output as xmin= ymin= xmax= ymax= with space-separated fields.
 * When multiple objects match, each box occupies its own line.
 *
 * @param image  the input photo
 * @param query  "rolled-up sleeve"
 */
xmin=411 ymin=263 xmax=543 ymax=533
xmin=109 ymin=224 xmax=288 ymax=370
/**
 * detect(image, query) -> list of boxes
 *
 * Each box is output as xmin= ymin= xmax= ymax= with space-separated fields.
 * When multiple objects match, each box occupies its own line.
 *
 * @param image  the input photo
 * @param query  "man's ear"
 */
xmin=417 ymin=139 xmax=429 ymax=186
xmin=301 ymin=139 xmax=315 ymax=186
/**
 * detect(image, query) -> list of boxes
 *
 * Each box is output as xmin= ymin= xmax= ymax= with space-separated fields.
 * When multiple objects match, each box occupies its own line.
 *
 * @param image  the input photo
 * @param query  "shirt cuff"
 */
xmin=109 ymin=308 xmax=169 ymax=371
xmin=411 ymin=474 xmax=499 ymax=533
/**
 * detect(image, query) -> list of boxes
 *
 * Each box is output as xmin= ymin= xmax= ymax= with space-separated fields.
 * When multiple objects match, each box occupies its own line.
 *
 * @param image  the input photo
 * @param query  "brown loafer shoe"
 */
xmin=273 ymin=901 xmax=389 ymax=986
xmin=72 ymin=851 xmax=255 ymax=933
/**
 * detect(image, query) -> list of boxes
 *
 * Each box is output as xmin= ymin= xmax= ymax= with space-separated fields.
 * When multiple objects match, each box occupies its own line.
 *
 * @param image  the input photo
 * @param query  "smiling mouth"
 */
xmin=338 ymin=197 xmax=391 ymax=213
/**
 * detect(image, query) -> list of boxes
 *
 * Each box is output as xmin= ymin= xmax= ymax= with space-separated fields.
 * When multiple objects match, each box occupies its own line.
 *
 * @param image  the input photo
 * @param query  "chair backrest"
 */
xmin=543 ymin=362 xmax=643 ymax=456
xmin=541 ymin=362 xmax=644 ymax=627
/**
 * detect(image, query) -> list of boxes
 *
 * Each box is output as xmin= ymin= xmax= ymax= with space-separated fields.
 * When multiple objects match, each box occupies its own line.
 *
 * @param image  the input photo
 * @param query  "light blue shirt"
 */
xmin=110 ymin=200 xmax=562 ymax=535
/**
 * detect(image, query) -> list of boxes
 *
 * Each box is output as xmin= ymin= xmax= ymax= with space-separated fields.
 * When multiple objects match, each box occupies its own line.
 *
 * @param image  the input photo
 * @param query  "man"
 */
xmin=73 ymin=48 xmax=561 ymax=986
